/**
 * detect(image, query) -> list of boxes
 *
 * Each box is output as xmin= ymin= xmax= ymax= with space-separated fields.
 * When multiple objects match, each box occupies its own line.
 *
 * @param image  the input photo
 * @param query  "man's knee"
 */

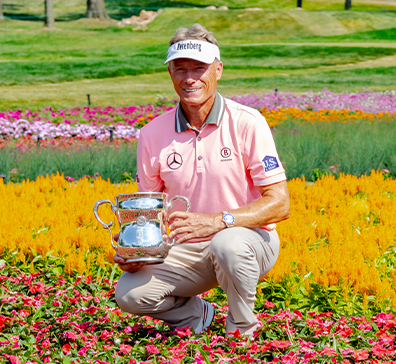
xmin=114 ymin=273 xmax=152 ymax=315
xmin=209 ymin=228 xmax=256 ymax=273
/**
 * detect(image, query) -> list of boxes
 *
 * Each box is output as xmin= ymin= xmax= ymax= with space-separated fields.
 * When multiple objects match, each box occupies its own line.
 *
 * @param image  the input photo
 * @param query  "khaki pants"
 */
xmin=115 ymin=227 xmax=280 ymax=336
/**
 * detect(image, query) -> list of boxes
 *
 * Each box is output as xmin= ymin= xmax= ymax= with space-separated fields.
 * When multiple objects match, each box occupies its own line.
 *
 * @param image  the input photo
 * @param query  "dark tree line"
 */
xmin=44 ymin=0 xmax=109 ymax=27
xmin=0 ymin=0 xmax=4 ymax=20
xmin=297 ymin=0 xmax=352 ymax=9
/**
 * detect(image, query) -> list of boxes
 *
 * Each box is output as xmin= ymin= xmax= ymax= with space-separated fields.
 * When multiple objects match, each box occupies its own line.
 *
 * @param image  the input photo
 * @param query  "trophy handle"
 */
xmin=168 ymin=195 xmax=191 ymax=212
xmin=93 ymin=199 xmax=118 ymax=250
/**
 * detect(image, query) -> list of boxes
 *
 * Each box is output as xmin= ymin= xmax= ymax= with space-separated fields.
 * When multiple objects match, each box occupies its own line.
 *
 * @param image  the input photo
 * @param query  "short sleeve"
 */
xmin=243 ymin=112 xmax=286 ymax=186
xmin=136 ymin=130 xmax=164 ymax=192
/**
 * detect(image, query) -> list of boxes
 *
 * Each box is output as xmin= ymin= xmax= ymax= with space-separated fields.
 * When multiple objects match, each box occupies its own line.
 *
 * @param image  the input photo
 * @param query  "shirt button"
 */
xmin=197 ymin=137 xmax=202 ymax=141
xmin=198 ymin=156 xmax=202 ymax=161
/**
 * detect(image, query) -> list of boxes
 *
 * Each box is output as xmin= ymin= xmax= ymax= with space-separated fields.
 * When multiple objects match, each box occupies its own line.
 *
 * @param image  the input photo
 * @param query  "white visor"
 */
xmin=165 ymin=40 xmax=220 ymax=65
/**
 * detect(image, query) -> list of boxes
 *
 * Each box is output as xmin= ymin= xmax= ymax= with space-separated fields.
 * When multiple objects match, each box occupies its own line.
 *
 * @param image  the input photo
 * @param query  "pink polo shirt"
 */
xmin=136 ymin=94 xmax=286 ymax=235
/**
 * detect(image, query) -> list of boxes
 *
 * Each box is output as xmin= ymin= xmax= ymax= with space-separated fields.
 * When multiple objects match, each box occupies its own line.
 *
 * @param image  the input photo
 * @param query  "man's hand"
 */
xmin=113 ymin=234 xmax=146 ymax=273
xmin=168 ymin=181 xmax=290 ymax=244
xmin=168 ymin=212 xmax=224 ymax=244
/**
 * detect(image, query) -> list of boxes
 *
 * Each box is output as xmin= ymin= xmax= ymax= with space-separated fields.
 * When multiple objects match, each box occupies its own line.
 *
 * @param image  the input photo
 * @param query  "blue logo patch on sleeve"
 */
xmin=262 ymin=156 xmax=279 ymax=172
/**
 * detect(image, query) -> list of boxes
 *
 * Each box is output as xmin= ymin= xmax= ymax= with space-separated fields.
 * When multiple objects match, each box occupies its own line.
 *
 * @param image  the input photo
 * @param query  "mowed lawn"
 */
xmin=1 ymin=1 xmax=396 ymax=109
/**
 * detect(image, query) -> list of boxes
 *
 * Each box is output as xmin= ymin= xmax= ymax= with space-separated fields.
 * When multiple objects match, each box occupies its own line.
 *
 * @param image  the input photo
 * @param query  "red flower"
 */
xmin=29 ymin=282 xmax=45 ymax=294
xmin=100 ymin=330 xmax=112 ymax=340
xmin=119 ymin=344 xmax=133 ymax=353
xmin=19 ymin=309 xmax=30 ymax=318
xmin=228 ymin=329 xmax=242 ymax=337
xmin=353 ymin=349 xmax=369 ymax=361
xmin=62 ymin=344 xmax=71 ymax=355
xmin=271 ymin=340 xmax=291 ymax=350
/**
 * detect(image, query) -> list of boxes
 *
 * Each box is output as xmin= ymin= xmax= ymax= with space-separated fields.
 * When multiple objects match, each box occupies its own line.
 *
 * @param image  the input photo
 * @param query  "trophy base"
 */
xmin=124 ymin=257 xmax=164 ymax=264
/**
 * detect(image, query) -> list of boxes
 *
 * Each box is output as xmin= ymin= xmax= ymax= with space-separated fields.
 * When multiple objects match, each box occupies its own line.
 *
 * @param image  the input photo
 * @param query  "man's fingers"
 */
xmin=114 ymin=233 xmax=119 ymax=242
xmin=168 ymin=211 xmax=189 ymax=223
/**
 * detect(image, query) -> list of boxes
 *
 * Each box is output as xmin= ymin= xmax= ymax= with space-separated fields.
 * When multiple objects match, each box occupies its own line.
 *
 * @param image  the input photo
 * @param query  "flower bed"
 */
xmin=229 ymin=89 xmax=396 ymax=114
xmin=0 ymin=264 xmax=395 ymax=363
xmin=1 ymin=172 xmax=395 ymax=310
xmin=1 ymin=173 xmax=395 ymax=362
xmin=1 ymin=91 xmax=396 ymax=140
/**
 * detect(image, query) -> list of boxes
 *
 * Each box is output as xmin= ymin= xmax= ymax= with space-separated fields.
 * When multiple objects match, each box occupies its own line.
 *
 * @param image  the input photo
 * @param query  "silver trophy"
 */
xmin=93 ymin=192 xmax=190 ymax=264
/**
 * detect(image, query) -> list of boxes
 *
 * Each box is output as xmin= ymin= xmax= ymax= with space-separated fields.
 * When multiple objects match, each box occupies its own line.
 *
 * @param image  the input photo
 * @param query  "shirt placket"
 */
xmin=195 ymin=130 xmax=204 ymax=173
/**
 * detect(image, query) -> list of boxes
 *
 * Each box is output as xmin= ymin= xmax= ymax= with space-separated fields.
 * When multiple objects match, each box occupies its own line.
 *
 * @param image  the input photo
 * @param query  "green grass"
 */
xmin=2 ymin=43 xmax=395 ymax=86
xmin=219 ymin=66 xmax=396 ymax=92
xmin=1 ymin=6 xmax=396 ymax=109
xmin=296 ymin=27 xmax=396 ymax=42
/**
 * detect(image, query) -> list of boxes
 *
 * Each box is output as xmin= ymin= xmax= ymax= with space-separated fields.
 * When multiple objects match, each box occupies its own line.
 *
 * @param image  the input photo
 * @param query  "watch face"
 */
xmin=224 ymin=213 xmax=234 ymax=224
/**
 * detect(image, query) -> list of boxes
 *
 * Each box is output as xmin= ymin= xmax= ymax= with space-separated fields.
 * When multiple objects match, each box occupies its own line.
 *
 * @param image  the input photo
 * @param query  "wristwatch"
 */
xmin=222 ymin=211 xmax=235 ymax=228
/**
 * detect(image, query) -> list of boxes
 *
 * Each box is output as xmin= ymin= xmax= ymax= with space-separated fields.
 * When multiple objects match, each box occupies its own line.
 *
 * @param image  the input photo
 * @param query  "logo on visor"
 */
xmin=262 ymin=156 xmax=279 ymax=172
xmin=167 ymin=152 xmax=183 ymax=170
xmin=177 ymin=41 xmax=202 ymax=52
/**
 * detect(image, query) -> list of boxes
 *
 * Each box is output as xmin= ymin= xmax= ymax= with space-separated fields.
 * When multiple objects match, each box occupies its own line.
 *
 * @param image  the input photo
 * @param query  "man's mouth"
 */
xmin=184 ymin=88 xmax=201 ymax=93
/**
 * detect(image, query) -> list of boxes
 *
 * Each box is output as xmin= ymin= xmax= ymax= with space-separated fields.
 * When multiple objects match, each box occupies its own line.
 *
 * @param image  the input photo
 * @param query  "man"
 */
xmin=114 ymin=24 xmax=290 ymax=337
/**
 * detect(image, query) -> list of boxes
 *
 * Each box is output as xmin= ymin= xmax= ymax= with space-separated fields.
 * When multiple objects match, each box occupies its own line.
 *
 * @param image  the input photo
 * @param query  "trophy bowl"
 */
xmin=93 ymin=192 xmax=190 ymax=264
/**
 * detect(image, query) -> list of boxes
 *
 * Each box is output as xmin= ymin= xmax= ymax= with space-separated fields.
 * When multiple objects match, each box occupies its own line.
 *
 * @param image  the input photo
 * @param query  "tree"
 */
xmin=297 ymin=0 xmax=303 ymax=8
xmin=0 ymin=0 xmax=4 ymax=20
xmin=44 ymin=0 xmax=54 ymax=27
xmin=86 ymin=0 xmax=109 ymax=19
xmin=345 ymin=0 xmax=352 ymax=10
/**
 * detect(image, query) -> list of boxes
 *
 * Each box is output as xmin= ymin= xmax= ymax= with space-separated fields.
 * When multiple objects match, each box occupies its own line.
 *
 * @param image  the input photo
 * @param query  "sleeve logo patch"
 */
xmin=262 ymin=156 xmax=279 ymax=172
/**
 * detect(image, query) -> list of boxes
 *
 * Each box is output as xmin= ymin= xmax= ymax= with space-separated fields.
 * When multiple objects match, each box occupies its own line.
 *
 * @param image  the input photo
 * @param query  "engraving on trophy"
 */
xmin=136 ymin=215 xmax=147 ymax=227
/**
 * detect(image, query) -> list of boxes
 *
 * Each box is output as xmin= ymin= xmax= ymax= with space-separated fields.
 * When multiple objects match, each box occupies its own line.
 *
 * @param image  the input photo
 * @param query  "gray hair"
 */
xmin=169 ymin=24 xmax=219 ymax=47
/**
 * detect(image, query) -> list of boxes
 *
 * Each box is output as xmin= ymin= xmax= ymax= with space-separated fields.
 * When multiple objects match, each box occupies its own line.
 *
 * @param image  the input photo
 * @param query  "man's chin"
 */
xmin=180 ymin=97 xmax=203 ymax=107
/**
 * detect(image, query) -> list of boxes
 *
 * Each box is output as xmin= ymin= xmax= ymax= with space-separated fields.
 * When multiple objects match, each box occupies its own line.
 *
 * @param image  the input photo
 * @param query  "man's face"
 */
xmin=168 ymin=58 xmax=223 ymax=107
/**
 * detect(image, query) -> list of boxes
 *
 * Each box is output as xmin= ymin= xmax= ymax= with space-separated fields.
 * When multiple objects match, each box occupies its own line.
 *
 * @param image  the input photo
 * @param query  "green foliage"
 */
xmin=273 ymin=119 xmax=396 ymax=180
xmin=0 ymin=143 xmax=138 ymax=184
xmin=1 ymin=118 xmax=395 ymax=183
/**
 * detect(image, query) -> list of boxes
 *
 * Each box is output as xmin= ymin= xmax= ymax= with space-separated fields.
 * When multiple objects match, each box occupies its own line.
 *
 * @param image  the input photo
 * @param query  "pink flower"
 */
xmin=146 ymin=344 xmax=160 ymax=354
xmin=64 ymin=331 xmax=77 ymax=341
xmin=264 ymin=300 xmax=275 ymax=308
xmin=10 ymin=335 xmax=19 ymax=349
xmin=119 ymin=344 xmax=133 ymax=353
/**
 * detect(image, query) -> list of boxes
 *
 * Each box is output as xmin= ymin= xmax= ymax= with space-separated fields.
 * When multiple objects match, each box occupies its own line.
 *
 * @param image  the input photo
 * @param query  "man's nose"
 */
xmin=184 ymin=70 xmax=197 ymax=84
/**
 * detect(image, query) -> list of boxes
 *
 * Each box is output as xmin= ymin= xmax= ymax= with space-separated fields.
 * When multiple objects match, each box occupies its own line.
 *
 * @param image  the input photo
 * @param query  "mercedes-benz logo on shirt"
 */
xmin=167 ymin=152 xmax=183 ymax=170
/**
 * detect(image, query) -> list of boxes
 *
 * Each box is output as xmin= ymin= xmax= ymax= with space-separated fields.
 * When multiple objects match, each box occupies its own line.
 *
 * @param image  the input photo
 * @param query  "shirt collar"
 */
xmin=175 ymin=92 xmax=225 ymax=133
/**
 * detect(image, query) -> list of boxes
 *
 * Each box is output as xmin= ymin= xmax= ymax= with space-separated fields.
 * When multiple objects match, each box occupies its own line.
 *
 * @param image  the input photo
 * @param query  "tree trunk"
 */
xmin=297 ymin=0 xmax=303 ymax=8
xmin=44 ymin=0 xmax=54 ymax=27
xmin=345 ymin=0 xmax=352 ymax=10
xmin=86 ymin=0 xmax=110 ymax=19
xmin=0 ymin=0 xmax=4 ymax=20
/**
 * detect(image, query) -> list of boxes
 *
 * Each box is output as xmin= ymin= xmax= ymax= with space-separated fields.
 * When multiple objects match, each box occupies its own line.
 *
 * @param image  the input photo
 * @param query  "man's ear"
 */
xmin=167 ymin=65 xmax=172 ymax=76
xmin=216 ymin=61 xmax=223 ymax=81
